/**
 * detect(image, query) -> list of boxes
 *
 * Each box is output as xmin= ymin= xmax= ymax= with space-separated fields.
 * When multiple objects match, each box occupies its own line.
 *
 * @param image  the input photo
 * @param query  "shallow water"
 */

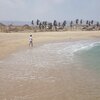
xmin=0 ymin=40 xmax=100 ymax=100
xmin=75 ymin=42 xmax=100 ymax=73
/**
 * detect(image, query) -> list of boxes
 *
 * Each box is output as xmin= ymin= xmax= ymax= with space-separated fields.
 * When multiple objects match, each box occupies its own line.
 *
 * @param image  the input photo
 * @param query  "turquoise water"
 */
xmin=75 ymin=42 xmax=100 ymax=72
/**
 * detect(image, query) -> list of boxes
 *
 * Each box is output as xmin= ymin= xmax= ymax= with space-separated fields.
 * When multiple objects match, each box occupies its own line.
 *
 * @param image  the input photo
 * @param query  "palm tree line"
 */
xmin=31 ymin=19 xmax=67 ymax=31
xmin=0 ymin=19 xmax=100 ymax=32
xmin=31 ymin=19 xmax=100 ymax=31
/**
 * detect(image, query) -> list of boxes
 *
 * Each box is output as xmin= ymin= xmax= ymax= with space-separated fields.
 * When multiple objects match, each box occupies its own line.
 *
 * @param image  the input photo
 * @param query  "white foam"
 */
xmin=73 ymin=41 xmax=100 ymax=53
xmin=41 ymin=40 xmax=100 ymax=58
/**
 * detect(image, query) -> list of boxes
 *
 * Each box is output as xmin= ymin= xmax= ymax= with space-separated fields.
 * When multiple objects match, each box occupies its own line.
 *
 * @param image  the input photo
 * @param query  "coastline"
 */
xmin=0 ymin=31 xmax=100 ymax=59
xmin=0 ymin=31 xmax=100 ymax=100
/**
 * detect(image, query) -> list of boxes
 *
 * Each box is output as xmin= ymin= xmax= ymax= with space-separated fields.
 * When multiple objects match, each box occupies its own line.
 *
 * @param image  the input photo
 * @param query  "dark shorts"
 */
xmin=30 ymin=41 xmax=33 ymax=43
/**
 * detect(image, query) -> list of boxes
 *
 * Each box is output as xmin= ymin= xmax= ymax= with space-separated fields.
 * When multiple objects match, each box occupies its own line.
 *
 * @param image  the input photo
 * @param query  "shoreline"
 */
xmin=0 ymin=31 xmax=100 ymax=59
xmin=0 ymin=31 xmax=100 ymax=100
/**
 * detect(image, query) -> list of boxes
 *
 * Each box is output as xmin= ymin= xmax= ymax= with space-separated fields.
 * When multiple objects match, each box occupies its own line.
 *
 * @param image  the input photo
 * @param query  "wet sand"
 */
xmin=0 ymin=64 xmax=100 ymax=100
xmin=0 ymin=31 xmax=100 ymax=100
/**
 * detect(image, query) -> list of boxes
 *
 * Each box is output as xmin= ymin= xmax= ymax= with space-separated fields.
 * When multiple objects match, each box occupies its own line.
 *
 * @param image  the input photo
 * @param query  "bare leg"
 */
xmin=31 ymin=42 xmax=33 ymax=47
xmin=29 ymin=41 xmax=33 ymax=47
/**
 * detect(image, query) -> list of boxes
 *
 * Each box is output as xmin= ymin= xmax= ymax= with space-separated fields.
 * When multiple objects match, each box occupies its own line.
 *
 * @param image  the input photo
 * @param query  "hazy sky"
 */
xmin=0 ymin=0 xmax=100 ymax=21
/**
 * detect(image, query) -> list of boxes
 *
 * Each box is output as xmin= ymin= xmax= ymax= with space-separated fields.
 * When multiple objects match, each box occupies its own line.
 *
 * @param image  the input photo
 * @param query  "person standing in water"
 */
xmin=29 ymin=35 xmax=33 ymax=47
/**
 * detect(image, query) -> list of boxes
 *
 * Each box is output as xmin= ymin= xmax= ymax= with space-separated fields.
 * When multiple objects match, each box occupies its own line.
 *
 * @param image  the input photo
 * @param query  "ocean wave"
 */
xmin=73 ymin=41 xmax=100 ymax=53
xmin=41 ymin=40 xmax=100 ymax=56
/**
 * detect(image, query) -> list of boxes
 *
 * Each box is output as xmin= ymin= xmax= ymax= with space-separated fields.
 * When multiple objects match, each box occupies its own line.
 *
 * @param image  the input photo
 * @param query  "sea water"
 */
xmin=74 ymin=40 xmax=100 ymax=73
xmin=0 ymin=39 xmax=100 ymax=79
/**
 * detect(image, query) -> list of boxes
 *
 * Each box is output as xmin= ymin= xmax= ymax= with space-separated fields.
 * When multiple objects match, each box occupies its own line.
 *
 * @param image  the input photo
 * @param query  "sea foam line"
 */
xmin=73 ymin=41 xmax=100 ymax=53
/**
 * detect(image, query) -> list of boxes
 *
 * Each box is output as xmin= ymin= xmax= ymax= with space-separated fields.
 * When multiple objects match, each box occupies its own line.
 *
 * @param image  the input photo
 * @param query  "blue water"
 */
xmin=75 ymin=41 xmax=100 ymax=72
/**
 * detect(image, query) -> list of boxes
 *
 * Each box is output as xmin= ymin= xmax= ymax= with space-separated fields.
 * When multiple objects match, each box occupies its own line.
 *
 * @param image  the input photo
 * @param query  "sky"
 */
xmin=0 ymin=0 xmax=100 ymax=21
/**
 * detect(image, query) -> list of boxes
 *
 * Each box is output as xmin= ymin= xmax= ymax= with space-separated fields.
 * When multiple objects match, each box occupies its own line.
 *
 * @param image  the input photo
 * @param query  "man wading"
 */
xmin=29 ymin=35 xmax=33 ymax=47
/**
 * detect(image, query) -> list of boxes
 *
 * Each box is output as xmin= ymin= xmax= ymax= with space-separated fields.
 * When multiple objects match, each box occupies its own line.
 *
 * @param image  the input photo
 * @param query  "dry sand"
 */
xmin=0 ymin=31 xmax=100 ymax=59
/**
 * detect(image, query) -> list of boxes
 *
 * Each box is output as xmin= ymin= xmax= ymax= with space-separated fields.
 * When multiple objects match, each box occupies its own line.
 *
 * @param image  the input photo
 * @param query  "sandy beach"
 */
xmin=0 ymin=31 xmax=100 ymax=100
xmin=0 ymin=31 xmax=100 ymax=59
xmin=1 ymin=0 xmax=100 ymax=99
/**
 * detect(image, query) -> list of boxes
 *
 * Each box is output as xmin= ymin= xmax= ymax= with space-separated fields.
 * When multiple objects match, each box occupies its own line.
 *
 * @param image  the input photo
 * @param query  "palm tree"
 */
xmin=58 ymin=22 xmax=61 ymax=27
xmin=80 ymin=19 xmax=83 ymax=25
xmin=43 ymin=21 xmax=47 ymax=30
xmin=48 ymin=23 xmax=53 ymax=30
xmin=88 ymin=21 xmax=91 ymax=26
xmin=96 ymin=22 xmax=99 ymax=27
xmin=62 ymin=20 xmax=67 ymax=29
xmin=41 ymin=22 xmax=44 ymax=30
xmin=86 ymin=20 xmax=89 ymax=25
xmin=31 ymin=20 xmax=34 ymax=25
xmin=91 ymin=20 xmax=94 ymax=25
xmin=39 ymin=22 xmax=42 ymax=30
xmin=76 ymin=19 xmax=79 ymax=24
xmin=53 ymin=20 xmax=57 ymax=31
xmin=36 ymin=19 xmax=40 ymax=26
xmin=31 ymin=20 xmax=34 ymax=31
xmin=70 ymin=21 xmax=73 ymax=27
